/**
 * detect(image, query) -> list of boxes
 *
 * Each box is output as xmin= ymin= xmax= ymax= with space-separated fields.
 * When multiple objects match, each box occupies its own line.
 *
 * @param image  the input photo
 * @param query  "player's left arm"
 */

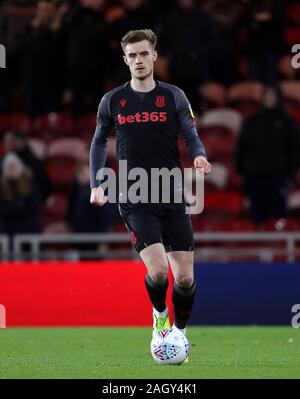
xmin=176 ymin=89 xmax=211 ymax=175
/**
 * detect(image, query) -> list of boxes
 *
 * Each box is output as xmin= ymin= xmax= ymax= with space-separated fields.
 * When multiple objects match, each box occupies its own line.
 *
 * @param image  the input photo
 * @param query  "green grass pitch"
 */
xmin=0 ymin=327 xmax=300 ymax=379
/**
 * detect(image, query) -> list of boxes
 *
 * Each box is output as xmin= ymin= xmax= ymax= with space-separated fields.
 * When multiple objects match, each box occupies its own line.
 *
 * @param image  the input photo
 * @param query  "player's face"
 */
xmin=123 ymin=40 xmax=157 ymax=80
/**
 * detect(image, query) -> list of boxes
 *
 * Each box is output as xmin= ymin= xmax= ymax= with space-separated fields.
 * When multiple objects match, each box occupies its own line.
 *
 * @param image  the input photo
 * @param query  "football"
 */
xmin=150 ymin=328 xmax=190 ymax=365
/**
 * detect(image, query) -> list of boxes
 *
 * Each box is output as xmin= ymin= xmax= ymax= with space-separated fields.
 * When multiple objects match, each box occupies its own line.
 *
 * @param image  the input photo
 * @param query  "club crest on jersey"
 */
xmin=155 ymin=96 xmax=165 ymax=108
xmin=120 ymin=98 xmax=127 ymax=108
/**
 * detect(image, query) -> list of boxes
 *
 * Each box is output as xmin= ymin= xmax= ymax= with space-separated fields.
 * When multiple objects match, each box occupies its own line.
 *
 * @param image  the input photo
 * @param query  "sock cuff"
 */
xmin=145 ymin=274 xmax=168 ymax=290
xmin=174 ymin=280 xmax=196 ymax=296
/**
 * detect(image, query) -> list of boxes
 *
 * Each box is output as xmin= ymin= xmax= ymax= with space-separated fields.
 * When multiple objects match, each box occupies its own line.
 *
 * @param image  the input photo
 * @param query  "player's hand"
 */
xmin=90 ymin=186 xmax=108 ymax=206
xmin=194 ymin=156 xmax=211 ymax=175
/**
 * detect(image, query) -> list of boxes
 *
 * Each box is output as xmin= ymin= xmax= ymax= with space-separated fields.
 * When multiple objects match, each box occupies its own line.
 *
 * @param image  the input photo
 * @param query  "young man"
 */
xmin=90 ymin=29 xmax=211 ymax=343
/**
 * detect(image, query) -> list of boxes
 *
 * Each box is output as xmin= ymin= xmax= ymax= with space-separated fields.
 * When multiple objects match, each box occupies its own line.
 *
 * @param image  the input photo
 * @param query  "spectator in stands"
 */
xmin=236 ymin=85 xmax=300 ymax=228
xmin=3 ymin=130 xmax=52 ymax=202
xmin=21 ymin=0 xmax=68 ymax=117
xmin=243 ymin=0 xmax=285 ymax=84
xmin=158 ymin=0 xmax=220 ymax=108
xmin=205 ymin=0 xmax=243 ymax=86
xmin=107 ymin=0 xmax=158 ymax=84
xmin=66 ymin=0 xmax=109 ymax=116
xmin=0 ymin=0 xmax=36 ymax=113
xmin=0 ymin=152 xmax=42 ymax=237
xmin=66 ymin=162 xmax=118 ymax=233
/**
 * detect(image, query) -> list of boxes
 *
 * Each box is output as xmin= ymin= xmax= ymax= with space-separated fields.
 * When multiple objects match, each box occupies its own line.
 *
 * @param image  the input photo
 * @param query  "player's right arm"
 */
xmin=89 ymin=94 xmax=113 ymax=206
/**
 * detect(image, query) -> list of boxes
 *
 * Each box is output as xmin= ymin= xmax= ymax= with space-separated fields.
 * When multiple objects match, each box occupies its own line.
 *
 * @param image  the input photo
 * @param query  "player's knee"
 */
xmin=151 ymin=268 xmax=168 ymax=284
xmin=175 ymin=275 xmax=194 ymax=289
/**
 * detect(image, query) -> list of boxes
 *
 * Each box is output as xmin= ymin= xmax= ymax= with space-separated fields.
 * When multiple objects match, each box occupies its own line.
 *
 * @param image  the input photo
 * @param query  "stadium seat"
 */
xmin=260 ymin=218 xmax=300 ymax=232
xmin=74 ymin=113 xmax=96 ymax=140
xmin=278 ymin=54 xmax=300 ymax=80
xmin=285 ymin=26 xmax=300 ymax=47
xmin=200 ymin=108 xmax=242 ymax=135
xmin=43 ymin=221 xmax=71 ymax=234
xmin=47 ymin=138 xmax=88 ymax=162
xmin=201 ymin=129 xmax=236 ymax=158
xmin=204 ymin=191 xmax=243 ymax=215
xmin=46 ymin=157 xmax=77 ymax=190
xmin=0 ymin=113 xmax=33 ymax=135
xmin=280 ymin=80 xmax=300 ymax=105
xmin=42 ymin=193 xmax=68 ymax=226
xmin=34 ymin=112 xmax=74 ymax=136
xmin=280 ymin=80 xmax=300 ymax=122
xmin=287 ymin=3 xmax=300 ymax=25
xmin=218 ymin=218 xmax=255 ymax=232
xmin=199 ymin=82 xmax=227 ymax=109
xmin=228 ymin=81 xmax=263 ymax=118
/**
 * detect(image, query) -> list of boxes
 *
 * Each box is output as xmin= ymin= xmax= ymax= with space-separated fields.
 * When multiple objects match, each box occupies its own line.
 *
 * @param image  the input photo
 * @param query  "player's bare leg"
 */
xmin=140 ymin=243 xmax=170 ymax=334
xmin=167 ymin=250 xmax=195 ymax=335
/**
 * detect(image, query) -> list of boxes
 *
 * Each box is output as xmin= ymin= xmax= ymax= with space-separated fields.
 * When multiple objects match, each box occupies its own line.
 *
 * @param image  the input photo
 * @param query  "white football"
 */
xmin=150 ymin=328 xmax=190 ymax=365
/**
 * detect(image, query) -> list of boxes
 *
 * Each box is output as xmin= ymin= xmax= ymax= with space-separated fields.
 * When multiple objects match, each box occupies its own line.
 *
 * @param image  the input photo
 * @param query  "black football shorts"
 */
xmin=118 ymin=203 xmax=194 ymax=254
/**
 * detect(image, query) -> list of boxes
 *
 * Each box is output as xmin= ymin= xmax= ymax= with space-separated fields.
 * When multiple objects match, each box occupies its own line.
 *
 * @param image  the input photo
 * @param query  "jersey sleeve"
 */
xmin=175 ymin=89 xmax=207 ymax=161
xmin=89 ymin=94 xmax=113 ymax=189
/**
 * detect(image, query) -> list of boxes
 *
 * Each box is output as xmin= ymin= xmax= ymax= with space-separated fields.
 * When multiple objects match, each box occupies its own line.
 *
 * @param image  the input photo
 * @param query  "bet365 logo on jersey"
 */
xmin=118 ymin=112 xmax=167 ymax=125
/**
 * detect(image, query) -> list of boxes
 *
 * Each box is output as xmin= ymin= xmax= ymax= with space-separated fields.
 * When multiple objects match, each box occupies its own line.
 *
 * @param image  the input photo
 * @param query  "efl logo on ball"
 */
xmin=150 ymin=328 xmax=190 ymax=365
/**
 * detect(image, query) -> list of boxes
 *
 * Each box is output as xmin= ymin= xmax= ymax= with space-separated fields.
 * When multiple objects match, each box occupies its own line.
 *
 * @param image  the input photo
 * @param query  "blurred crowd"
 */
xmin=0 ymin=0 xmax=297 ymax=116
xmin=1 ymin=0 xmax=300 ymax=250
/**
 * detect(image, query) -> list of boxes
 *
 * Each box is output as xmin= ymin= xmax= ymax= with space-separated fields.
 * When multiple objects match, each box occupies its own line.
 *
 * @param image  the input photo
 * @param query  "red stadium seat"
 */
xmin=201 ymin=128 xmax=236 ymax=158
xmin=260 ymin=218 xmax=300 ymax=232
xmin=280 ymin=81 xmax=300 ymax=122
xmin=42 ymin=193 xmax=68 ymax=227
xmin=285 ymin=27 xmax=300 ymax=47
xmin=200 ymin=108 xmax=242 ymax=136
xmin=43 ymin=221 xmax=71 ymax=234
xmin=34 ymin=112 xmax=74 ymax=136
xmin=46 ymin=157 xmax=77 ymax=190
xmin=0 ymin=113 xmax=33 ymax=135
xmin=74 ymin=113 xmax=96 ymax=140
xmin=219 ymin=218 xmax=255 ymax=232
xmin=204 ymin=191 xmax=243 ymax=215
xmin=199 ymin=82 xmax=227 ymax=109
xmin=228 ymin=81 xmax=263 ymax=118
xmin=287 ymin=3 xmax=300 ymax=25
xmin=47 ymin=138 xmax=88 ymax=162
xmin=280 ymin=80 xmax=300 ymax=105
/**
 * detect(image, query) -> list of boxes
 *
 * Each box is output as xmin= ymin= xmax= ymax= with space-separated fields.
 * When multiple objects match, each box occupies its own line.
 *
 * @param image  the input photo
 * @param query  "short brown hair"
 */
xmin=120 ymin=29 xmax=157 ymax=53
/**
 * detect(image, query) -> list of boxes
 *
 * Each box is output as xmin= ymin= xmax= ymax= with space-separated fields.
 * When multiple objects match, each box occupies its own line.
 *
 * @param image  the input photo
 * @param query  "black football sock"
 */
xmin=145 ymin=274 xmax=169 ymax=312
xmin=172 ymin=281 xmax=196 ymax=329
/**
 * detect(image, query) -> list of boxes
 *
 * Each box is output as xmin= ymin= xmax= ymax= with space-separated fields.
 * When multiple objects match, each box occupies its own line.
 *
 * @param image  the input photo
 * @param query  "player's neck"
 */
xmin=130 ymin=75 xmax=156 ymax=92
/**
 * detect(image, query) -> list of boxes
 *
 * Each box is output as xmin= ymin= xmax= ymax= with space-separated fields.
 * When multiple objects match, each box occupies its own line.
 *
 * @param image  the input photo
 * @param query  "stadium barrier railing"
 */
xmin=0 ymin=235 xmax=10 ymax=261
xmin=0 ymin=232 xmax=298 ymax=262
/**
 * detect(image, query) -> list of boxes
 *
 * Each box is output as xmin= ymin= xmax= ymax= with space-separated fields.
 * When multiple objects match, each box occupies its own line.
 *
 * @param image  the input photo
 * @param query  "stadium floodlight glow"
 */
xmin=0 ymin=44 xmax=6 ymax=69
